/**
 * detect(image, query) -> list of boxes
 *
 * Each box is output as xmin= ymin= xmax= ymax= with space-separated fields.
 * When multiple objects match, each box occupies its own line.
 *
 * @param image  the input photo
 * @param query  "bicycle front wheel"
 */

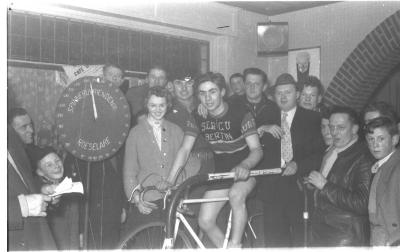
xmin=117 ymin=221 xmax=194 ymax=249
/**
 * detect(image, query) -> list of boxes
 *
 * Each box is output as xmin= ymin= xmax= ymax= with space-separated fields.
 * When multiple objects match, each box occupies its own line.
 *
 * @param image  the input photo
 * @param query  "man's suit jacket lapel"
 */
xmin=376 ymin=149 xmax=400 ymax=207
xmin=290 ymin=106 xmax=304 ymax=147
xmin=7 ymin=128 xmax=38 ymax=193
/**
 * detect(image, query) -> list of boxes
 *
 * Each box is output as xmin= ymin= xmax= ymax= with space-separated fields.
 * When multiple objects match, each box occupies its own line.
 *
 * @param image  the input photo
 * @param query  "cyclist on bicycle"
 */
xmin=163 ymin=72 xmax=263 ymax=248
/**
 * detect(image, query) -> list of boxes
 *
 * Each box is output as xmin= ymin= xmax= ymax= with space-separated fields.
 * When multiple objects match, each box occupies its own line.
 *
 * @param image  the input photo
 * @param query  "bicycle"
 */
xmin=117 ymin=168 xmax=282 ymax=249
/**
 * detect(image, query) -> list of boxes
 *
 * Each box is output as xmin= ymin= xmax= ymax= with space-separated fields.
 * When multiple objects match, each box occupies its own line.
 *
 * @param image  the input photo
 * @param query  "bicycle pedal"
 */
xmin=177 ymin=206 xmax=195 ymax=217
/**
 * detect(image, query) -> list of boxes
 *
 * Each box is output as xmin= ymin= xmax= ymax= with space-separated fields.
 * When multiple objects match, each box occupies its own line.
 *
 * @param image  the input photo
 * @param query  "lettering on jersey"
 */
xmin=201 ymin=120 xmax=233 ymax=141
xmin=241 ymin=118 xmax=256 ymax=134
xmin=201 ymin=121 xmax=231 ymax=132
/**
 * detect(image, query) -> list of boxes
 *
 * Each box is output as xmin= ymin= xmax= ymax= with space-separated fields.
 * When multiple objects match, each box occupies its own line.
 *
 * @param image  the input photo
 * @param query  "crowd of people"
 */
xmin=7 ymin=63 xmax=400 ymax=250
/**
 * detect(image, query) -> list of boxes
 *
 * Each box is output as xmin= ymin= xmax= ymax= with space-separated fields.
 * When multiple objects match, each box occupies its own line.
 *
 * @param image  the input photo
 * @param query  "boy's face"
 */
xmin=198 ymin=81 xmax=225 ymax=115
xmin=37 ymin=153 xmax=64 ymax=181
xmin=366 ymin=127 xmax=398 ymax=160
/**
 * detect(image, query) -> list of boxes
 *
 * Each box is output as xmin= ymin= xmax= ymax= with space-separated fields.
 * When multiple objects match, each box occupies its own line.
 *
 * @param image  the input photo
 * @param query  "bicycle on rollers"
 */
xmin=117 ymin=168 xmax=282 ymax=249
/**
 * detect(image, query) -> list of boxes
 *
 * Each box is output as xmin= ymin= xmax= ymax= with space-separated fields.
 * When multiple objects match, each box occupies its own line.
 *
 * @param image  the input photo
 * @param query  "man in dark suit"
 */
xmin=7 ymin=125 xmax=57 ymax=250
xmin=365 ymin=117 xmax=400 ymax=246
xmin=262 ymin=73 xmax=324 ymax=247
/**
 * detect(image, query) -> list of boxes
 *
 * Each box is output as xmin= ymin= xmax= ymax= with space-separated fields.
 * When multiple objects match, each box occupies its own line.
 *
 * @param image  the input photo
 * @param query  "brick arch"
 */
xmin=323 ymin=10 xmax=400 ymax=111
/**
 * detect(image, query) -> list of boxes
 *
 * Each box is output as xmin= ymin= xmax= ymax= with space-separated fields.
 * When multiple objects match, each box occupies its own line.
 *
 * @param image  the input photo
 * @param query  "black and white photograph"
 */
xmin=5 ymin=0 xmax=400 ymax=251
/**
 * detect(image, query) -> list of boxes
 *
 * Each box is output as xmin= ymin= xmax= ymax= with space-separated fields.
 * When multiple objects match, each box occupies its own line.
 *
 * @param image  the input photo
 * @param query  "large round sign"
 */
xmin=55 ymin=76 xmax=131 ymax=162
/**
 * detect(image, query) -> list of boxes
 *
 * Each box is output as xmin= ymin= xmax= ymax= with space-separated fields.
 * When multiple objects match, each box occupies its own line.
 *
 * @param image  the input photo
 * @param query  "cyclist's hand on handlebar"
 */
xmin=231 ymin=166 xmax=250 ymax=181
xmin=137 ymin=200 xmax=158 ymax=215
xmin=156 ymin=179 xmax=173 ymax=191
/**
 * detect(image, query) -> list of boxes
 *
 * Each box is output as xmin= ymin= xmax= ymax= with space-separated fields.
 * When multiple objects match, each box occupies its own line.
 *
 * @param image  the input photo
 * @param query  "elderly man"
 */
xmin=365 ymin=117 xmax=400 ymax=246
xmin=307 ymin=106 xmax=374 ymax=246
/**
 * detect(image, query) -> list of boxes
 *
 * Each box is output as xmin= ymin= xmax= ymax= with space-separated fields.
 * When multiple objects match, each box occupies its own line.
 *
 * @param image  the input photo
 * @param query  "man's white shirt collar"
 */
xmin=372 ymin=150 xmax=395 ymax=173
xmin=281 ymin=106 xmax=297 ymax=128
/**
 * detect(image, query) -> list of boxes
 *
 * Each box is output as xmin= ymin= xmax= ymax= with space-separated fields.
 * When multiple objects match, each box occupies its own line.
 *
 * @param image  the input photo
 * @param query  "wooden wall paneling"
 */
xmin=68 ymin=21 xmax=82 ymax=64
xmin=118 ymin=29 xmax=130 ymax=70
xmin=106 ymin=28 xmax=119 ymax=64
xmin=55 ymin=18 xmax=69 ymax=64
xmin=26 ymin=15 xmax=40 ymax=61
xmin=9 ymin=12 xmax=26 ymax=60
xmin=129 ymin=31 xmax=141 ymax=72
xmin=150 ymin=34 xmax=164 ymax=67
xmin=163 ymin=36 xmax=174 ymax=77
xmin=8 ymin=12 xmax=209 ymax=76
xmin=93 ymin=25 xmax=105 ymax=64
xmin=82 ymin=22 xmax=95 ymax=64
xmin=141 ymin=33 xmax=152 ymax=72
xmin=40 ymin=16 xmax=55 ymax=63
xmin=166 ymin=36 xmax=181 ymax=79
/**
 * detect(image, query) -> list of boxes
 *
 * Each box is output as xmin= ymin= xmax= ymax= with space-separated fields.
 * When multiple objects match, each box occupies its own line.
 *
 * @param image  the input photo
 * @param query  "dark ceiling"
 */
xmin=220 ymin=1 xmax=338 ymax=16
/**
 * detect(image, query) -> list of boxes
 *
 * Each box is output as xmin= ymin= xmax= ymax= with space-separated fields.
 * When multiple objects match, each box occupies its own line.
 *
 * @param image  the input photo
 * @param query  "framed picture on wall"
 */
xmin=288 ymin=47 xmax=320 ymax=82
xmin=257 ymin=22 xmax=288 ymax=56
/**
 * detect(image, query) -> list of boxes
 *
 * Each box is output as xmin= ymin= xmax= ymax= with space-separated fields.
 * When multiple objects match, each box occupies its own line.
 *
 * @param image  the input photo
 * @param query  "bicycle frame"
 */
xmin=163 ymin=168 xmax=282 ymax=249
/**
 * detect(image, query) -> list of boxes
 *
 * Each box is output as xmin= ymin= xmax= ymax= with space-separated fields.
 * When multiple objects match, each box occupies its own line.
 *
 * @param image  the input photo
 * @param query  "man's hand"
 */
xmin=41 ymin=184 xmax=61 ymax=205
xmin=231 ymin=165 xmax=250 ymax=181
xmin=282 ymin=161 xmax=298 ymax=176
xmin=136 ymin=199 xmax=158 ymax=215
xmin=257 ymin=124 xmax=284 ymax=139
xmin=306 ymin=171 xmax=327 ymax=190
xmin=41 ymin=184 xmax=57 ymax=195
xmin=197 ymin=104 xmax=208 ymax=119
xmin=25 ymin=194 xmax=52 ymax=217
xmin=156 ymin=179 xmax=173 ymax=192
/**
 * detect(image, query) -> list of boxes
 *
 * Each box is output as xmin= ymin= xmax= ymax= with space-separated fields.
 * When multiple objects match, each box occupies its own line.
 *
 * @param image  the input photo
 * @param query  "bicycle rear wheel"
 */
xmin=117 ymin=221 xmax=194 ymax=249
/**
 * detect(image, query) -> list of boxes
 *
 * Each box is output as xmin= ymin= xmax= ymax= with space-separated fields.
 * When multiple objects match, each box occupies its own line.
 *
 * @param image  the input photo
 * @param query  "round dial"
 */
xmin=262 ymin=26 xmax=285 ymax=50
xmin=55 ymin=76 xmax=131 ymax=162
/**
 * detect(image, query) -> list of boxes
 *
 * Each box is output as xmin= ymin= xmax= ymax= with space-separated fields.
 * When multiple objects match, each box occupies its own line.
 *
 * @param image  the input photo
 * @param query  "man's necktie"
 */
xmin=368 ymin=162 xmax=381 ymax=215
xmin=281 ymin=112 xmax=293 ymax=163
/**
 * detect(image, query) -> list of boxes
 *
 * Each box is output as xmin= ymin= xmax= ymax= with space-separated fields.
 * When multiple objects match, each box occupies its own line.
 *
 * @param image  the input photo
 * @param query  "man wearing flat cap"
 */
xmin=261 ymin=73 xmax=324 ymax=247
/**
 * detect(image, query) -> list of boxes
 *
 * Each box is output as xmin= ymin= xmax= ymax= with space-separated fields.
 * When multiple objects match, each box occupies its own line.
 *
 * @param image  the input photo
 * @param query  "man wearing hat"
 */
xmin=261 ymin=73 xmax=324 ymax=247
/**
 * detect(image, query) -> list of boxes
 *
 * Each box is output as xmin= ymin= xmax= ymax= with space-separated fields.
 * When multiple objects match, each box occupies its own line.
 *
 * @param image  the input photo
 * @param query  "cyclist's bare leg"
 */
xmin=228 ymin=177 xmax=256 ymax=247
xmin=198 ymin=188 xmax=229 ymax=248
